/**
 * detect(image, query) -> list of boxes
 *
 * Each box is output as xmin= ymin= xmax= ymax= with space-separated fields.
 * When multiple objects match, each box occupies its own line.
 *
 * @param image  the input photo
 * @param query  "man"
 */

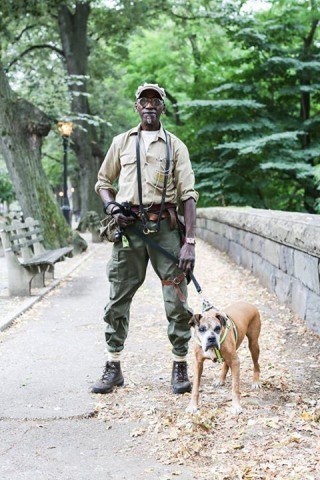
xmin=92 ymin=83 xmax=198 ymax=395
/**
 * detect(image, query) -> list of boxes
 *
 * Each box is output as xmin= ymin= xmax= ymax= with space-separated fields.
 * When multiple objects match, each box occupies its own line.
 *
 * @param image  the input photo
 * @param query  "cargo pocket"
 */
xmin=107 ymin=247 xmax=120 ymax=282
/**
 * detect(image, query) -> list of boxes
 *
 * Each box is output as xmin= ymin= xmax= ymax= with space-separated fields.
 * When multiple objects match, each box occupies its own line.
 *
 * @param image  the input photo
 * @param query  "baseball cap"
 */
xmin=135 ymin=83 xmax=166 ymax=100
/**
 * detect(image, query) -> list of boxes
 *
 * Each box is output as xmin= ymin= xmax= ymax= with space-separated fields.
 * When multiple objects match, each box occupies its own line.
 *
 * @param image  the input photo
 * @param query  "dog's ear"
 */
xmin=216 ymin=313 xmax=227 ymax=327
xmin=189 ymin=314 xmax=202 ymax=327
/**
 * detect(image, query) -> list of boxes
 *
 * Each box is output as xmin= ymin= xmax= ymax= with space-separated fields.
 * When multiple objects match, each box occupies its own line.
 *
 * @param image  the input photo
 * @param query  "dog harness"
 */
xmin=215 ymin=315 xmax=238 ymax=362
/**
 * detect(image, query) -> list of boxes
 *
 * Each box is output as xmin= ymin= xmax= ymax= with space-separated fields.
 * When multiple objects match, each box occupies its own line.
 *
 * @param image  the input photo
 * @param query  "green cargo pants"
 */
xmin=103 ymin=218 xmax=192 ymax=356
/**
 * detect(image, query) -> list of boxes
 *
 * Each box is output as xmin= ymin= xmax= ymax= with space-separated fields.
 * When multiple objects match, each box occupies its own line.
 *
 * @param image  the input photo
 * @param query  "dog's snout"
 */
xmin=206 ymin=335 xmax=219 ymax=349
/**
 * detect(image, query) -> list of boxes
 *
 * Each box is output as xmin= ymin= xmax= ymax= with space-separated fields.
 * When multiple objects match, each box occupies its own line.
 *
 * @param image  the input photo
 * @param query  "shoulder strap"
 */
xmin=135 ymin=129 xmax=171 ymax=233
xmin=135 ymin=133 xmax=148 ymax=231
xmin=155 ymin=130 xmax=171 ymax=232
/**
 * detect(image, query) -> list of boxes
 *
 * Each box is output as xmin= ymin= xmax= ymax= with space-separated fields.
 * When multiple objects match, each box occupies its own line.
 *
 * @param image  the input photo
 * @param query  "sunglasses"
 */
xmin=136 ymin=97 xmax=164 ymax=107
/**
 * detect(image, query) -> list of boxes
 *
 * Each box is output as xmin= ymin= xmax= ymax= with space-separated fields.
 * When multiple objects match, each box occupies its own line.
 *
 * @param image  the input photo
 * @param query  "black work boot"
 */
xmin=171 ymin=361 xmax=192 ymax=394
xmin=92 ymin=361 xmax=124 ymax=394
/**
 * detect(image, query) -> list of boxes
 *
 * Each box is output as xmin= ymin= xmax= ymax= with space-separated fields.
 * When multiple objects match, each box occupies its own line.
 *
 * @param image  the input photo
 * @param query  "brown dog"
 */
xmin=186 ymin=301 xmax=261 ymax=415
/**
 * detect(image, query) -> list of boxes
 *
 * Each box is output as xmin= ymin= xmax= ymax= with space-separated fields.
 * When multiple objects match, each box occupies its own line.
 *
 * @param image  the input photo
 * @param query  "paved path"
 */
xmin=0 ymin=242 xmax=193 ymax=480
xmin=0 ymin=238 xmax=319 ymax=480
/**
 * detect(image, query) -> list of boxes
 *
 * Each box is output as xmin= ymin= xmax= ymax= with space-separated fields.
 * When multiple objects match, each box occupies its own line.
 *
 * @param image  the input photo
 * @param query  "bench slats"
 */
xmin=0 ymin=217 xmax=74 ymax=296
xmin=10 ymin=236 xmax=45 ymax=252
xmin=0 ymin=222 xmax=40 ymax=233
xmin=21 ymin=247 xmax=73 ymax=267
xmin=9 ymin=228 xmax=43 ymax=241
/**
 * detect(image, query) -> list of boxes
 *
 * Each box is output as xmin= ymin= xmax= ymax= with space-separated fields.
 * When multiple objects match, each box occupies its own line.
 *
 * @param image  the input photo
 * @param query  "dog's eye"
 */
xmin=214 ymin=326 xmax=221 ymax=333
xmin=198 ymin=326 xmax=206 ymax=333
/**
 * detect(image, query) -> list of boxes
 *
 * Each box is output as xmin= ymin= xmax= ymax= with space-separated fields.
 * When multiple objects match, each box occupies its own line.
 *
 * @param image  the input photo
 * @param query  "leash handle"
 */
xmin=188 ymin=271 xmax=202 ymax=294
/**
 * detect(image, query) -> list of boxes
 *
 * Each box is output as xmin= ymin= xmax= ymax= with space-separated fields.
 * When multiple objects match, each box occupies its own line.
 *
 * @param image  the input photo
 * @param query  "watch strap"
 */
xmin=185 ymin=237 xmax=196 ymax=245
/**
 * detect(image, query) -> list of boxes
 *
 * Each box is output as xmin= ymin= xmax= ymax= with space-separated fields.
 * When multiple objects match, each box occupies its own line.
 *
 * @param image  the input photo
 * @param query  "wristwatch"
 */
xmin=185 ymin=237 xmax=196 ymax=245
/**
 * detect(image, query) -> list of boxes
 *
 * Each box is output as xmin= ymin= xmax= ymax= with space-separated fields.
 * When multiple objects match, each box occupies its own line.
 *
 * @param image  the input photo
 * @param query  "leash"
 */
xmin=103 ymin=200 xmax=216 ymax=309
xmin=129 ymin=225 xmax=219 ymax=312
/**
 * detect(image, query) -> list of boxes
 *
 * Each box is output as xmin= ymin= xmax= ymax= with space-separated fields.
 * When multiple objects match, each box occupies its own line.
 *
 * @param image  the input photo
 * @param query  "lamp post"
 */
xmin=57 ymin=121 xmax=73 ymax=225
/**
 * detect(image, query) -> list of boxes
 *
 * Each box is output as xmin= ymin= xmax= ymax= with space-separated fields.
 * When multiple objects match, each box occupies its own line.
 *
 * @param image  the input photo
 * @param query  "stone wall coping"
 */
xmin=197 ymin=207 xmax=320 ymax=257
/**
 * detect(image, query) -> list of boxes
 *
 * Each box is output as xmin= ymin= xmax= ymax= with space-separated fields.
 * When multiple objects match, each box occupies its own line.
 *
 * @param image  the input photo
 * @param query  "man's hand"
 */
xmin=99 ymin=190 xmax=136 ymax=229
xmin=178 ymin=243 xmax=195 ymax=273
xmin=114 ymin=213 xmax=136 ymax=229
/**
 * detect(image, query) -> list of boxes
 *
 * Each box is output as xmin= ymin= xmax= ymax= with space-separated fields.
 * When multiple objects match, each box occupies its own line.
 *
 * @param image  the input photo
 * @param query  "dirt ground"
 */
xmin=93 ymin=238 xmax=320 ymax=480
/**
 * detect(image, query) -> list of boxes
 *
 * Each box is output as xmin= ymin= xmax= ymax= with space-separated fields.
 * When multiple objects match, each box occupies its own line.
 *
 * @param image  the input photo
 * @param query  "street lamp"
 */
xmin=57 ymin=121 xmax=73 ymax=225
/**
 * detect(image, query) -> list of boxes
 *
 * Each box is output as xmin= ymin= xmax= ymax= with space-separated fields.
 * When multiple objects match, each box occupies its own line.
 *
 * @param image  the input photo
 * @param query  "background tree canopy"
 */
xmin=0 ymin=0 xmax=320 ymax=243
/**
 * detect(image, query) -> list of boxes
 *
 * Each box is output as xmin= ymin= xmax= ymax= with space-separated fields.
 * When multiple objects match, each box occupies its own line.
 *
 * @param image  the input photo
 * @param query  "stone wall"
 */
xmin=196 ymin=207 xmax=320 ymax=334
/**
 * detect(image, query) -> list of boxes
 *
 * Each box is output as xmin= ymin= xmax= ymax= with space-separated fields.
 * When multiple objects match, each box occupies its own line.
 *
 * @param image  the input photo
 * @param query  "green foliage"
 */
xmin=0 ymin=168 xmax=15 ymax=203
xmin=180 ymin=0 xmax=320 ymax=212
xmin=1 ymin=0 xmax=320 ymax=215
xmin=78 ymin=210 xmax=101 ymax=232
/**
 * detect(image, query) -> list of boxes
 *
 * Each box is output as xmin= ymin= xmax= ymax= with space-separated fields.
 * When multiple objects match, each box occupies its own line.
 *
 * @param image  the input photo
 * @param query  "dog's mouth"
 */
xmin=205 ymin=339 xmax=220 ymax=351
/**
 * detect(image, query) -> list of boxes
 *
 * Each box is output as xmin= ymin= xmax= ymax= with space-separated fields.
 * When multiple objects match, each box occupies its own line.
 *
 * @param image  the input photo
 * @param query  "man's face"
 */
xmin=135 ymin=89 xmax=165 ymax=130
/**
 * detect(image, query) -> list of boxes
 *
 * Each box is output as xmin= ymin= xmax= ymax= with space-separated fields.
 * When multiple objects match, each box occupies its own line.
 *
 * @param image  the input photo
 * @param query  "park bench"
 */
xmin=0 ymin=217 xmax=73 ymax=296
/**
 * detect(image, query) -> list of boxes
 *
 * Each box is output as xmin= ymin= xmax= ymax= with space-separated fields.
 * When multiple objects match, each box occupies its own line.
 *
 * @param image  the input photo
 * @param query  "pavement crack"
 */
xmin=0 ymin=410 xmax=99 ymax=422
xmin=0 ymin=426 xmax=31 ymax=456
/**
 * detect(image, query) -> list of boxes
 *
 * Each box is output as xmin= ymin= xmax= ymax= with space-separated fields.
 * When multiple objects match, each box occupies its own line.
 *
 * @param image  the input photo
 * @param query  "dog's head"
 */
xmin=189 ymin=310 xmax=228 ymax=352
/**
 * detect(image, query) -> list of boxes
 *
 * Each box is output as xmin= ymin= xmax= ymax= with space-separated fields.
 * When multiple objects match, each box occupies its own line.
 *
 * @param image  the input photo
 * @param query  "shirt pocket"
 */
xmin=119 ymin=154 xmax=137 ymax=184
xmin=147 ymin=156 xmax=173 ymax=191
xmin=120 ymin=154 xmax=136 ymax=168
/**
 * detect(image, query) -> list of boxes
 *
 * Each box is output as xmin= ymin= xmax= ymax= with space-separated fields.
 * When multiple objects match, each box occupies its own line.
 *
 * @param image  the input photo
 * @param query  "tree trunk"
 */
xmin=188 ymin=33 xmax=202 ymax=89
xmin=299 ymin=18 xmax=319 ymax=212
xmin=0 ymin=60 xmax=70 ymax=248
xmin=58 ymin=2 xmax=103 ymax=219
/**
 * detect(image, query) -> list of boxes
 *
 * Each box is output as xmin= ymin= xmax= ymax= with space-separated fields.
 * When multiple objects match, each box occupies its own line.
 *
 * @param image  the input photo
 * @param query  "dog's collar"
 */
xmin=220 ymin=315 xmax=238 ymax=345
xmin=216 ymin=315 xmax=238 ymax=362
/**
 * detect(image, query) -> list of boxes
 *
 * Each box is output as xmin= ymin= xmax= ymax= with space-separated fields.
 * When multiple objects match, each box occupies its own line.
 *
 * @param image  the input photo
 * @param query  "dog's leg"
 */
xmin=214 ymin=361 xmax=229 ymax=387
xmin=229 ymin=354 xmax=242 ymax=415
xmin=186 ymin=355 xmax=204 ymax=414
xmin=248 ymin=337 xmax=261 ymax=389
xmin=247 ymin=315 xmax=261 ymax=390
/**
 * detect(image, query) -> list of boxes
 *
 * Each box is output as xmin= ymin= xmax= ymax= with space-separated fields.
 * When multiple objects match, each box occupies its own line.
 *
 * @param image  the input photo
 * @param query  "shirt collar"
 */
xmin=129 ymin=123 xmax=166 ymax=142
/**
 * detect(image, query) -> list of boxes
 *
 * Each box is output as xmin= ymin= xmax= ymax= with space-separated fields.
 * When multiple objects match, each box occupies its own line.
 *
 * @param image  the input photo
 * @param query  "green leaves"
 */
xmin=260 ymin=161 xmax=315 ymax=179
xmin=182 ymin=99 xmax=265 ymax=110
xmin=266 ymin=57 xmax=320 ymax=73
xmin=216 ymin=132 xmax=302 ymax=155
xmin=0 ymin=168 xmax=15 ymax=203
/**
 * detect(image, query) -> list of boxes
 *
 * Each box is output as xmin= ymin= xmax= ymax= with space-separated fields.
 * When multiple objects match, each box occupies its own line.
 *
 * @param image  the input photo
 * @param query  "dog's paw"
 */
xmin=231 ymin=404 xmax=243 ymax=415
xmin=251 ymin=381 xmax=261 ymax=390
xmin=213 ymin=379 xmax=225 ymax=388
xmin=185 ymin=404 xmax=199 ymax=414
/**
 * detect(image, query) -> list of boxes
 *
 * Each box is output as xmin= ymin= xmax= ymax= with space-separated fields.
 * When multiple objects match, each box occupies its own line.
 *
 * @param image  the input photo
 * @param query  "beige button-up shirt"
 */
xmin=95 ymin=124 xmax=198 ymax=208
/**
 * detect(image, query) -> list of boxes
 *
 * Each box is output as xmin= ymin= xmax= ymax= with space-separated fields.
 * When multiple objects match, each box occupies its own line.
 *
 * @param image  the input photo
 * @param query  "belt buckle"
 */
xmin=143 ymin=220 xmax=158 ymax=235
xmin=173 ymin=273 xmax=185 ymax=285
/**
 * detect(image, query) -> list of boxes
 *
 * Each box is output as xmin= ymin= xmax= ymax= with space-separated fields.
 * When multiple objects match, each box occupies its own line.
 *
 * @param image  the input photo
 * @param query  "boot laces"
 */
xmin=174 ymin=362 xmax=188 ymax=382
xmin=101 ymin=362 xmax=117 ymax=381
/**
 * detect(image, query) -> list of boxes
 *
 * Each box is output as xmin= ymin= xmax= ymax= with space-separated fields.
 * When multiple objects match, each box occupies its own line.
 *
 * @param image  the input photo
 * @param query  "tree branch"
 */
xmin=304 ymin=18 xmax=319 ymax=49
xmin=165 ymin=90 xmax=184 ymax=126
xmin=43 ymin=153 xmax=61 ymax=164
xmin=6 ymin=44 xmax=65 ymax=70
xmin=14 ymin=24 xmax=39 ymax=42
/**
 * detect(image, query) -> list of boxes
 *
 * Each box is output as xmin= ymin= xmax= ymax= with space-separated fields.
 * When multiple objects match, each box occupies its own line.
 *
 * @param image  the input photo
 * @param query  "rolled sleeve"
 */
xmin=95 ymin=139 xmax=120 ymax=196
xmin=173 ymin=142 xmax=199 ymax=204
